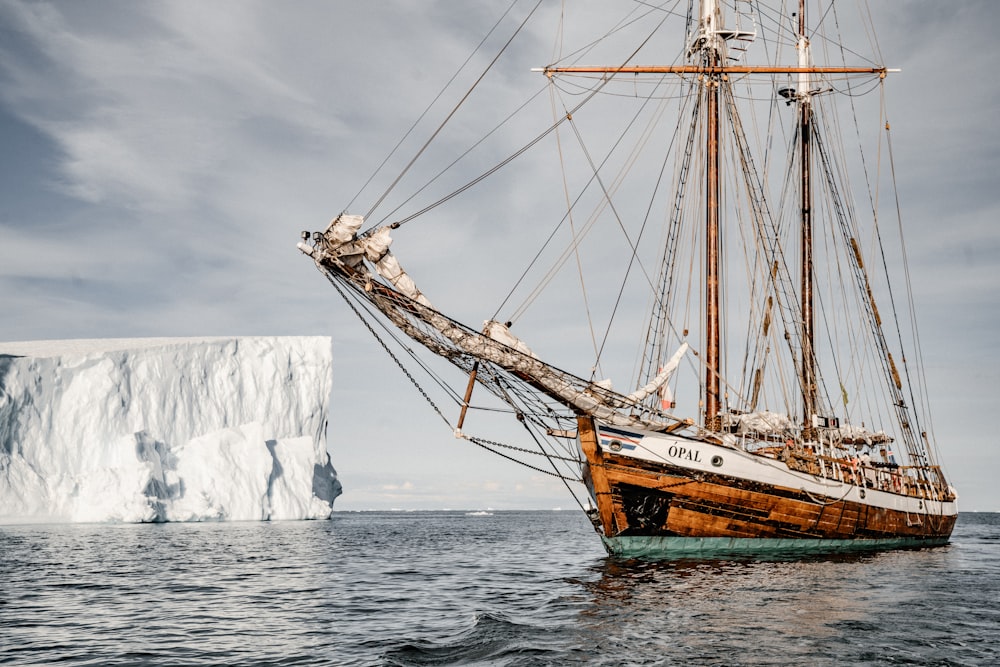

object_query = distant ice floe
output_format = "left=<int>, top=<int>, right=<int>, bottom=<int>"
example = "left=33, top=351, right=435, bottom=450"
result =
left=0, top=336, right=341, bottom=523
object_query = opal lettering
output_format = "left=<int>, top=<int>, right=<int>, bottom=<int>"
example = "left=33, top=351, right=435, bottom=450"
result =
left=666, top=445, right=702, bottom=463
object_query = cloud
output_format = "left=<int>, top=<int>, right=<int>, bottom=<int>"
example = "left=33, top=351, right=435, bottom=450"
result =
left=0, top=0, right=997, bottom=510
left=381, top=481, right=415, bottom=492
left=0, top=2, right=334, bottom=211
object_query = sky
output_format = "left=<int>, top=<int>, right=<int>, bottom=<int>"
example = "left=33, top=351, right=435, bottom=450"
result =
left=1, top=1, right=998, bottom=512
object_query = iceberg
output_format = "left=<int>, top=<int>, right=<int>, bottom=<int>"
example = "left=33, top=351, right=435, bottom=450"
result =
left=0, top=336, right=341, bottom=523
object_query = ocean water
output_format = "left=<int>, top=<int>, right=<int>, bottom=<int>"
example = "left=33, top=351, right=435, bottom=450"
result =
left=1, top=511, right=997, bottom=666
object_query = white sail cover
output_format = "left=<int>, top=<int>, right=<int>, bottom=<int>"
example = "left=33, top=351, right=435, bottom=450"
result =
left=360, top=226, right=432, bottom=308
left=327, top=213, right=363, bottom=243
left=828, top=424, right=892, bottom=445
left=626, top=342, right=688, bottom=404
left=722, top=410, right=891, bottom=445
left=300, top=214, right=431, bottom=308
left=722, top=411, right=796, bottom=435
left=483, top=321, right=536, bottom=357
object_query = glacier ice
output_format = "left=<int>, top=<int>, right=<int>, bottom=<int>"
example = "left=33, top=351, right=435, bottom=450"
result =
left=0, top=336, right=341, bottom=523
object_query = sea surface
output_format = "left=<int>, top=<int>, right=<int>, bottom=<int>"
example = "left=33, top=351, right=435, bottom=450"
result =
left=1, top=511, right=997, bottom=666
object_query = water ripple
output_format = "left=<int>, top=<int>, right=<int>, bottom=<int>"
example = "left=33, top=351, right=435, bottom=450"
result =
left=1, top=512, right=998, bottom=666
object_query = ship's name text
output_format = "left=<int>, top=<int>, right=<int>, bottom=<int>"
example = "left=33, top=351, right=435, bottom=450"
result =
left=666, top=445, right=702, bottom=463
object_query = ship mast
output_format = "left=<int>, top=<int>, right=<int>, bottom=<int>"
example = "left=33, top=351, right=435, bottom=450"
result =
left=700, top=0, right=722, bottom=428
left=797, top=0, right=817, bottom=430
left=540, top=1, right=888, bottom=433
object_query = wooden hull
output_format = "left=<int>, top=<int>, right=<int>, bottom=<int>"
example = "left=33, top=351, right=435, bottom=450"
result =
left=578, top=417, right=957, bottom=559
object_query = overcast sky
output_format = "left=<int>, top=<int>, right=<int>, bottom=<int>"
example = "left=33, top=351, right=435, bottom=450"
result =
left=1, top=1, right=997, bottom=512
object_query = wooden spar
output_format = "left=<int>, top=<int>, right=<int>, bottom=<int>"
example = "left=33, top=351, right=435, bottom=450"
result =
left=798, top=0, right=817, bottom=427
left=539, top=66, right=891, bottom=75
left=705, top=69, right=721, bottom=427
left=456, top=361, right=479, bottom=431
left=701, top=0, right=722, bottom=429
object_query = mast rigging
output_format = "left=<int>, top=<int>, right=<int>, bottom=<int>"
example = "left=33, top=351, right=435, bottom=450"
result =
left=299, top=0, right=957, bottom=558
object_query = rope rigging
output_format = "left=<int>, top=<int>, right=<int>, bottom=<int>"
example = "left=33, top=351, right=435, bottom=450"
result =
left=316, top=0, right=948, bottom=488
left=362, top=0, right=545, bottom=224
left=324, top=250, right=588, bottom=486
left=364, top=0, right=686, bottom=238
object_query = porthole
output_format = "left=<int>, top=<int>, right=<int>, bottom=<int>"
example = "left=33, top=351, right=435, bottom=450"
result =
left=608, top=440, right=623, bottom=452
left=711, top=455, right=723, bottom=467
left=860, top=489, right=866, bottom=499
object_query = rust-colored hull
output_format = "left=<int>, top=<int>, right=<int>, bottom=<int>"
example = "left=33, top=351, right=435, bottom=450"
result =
left=595, top=455, right=956, bottom=541
left=578, top=417, right=956, bottom=558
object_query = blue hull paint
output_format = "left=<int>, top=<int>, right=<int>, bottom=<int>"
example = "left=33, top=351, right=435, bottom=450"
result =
left=602, top=534, right=951, bottom=559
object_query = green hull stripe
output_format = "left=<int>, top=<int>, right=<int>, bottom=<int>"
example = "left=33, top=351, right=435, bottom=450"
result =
left=602, top=534, right=951, bottom=559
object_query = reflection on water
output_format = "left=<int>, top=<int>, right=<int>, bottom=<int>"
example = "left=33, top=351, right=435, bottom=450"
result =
left=0, top=513, right=996, bottom=666
left=581, top=553, right=888, bottom=643
left=568, top=532, right=989, bottom=666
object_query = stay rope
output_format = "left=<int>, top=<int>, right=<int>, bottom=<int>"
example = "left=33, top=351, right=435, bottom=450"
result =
left=466, top=435, right=581, bottom=480
left=363, top=0, right=544, bottom=222
left=324, top=268, right=583, bottom=483
left=324, top=272, right=453, bottom=426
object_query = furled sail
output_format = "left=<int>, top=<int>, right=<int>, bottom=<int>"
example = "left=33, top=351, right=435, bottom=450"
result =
left=300, top=215, right=692, bottom=434
left=627, top=343, right=687, bottom=405
left=299, top=214, right=432, bottom=308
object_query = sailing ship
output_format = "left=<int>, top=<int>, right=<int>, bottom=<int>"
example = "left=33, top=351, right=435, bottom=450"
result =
left=299, top=0, right=957, bottom=557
